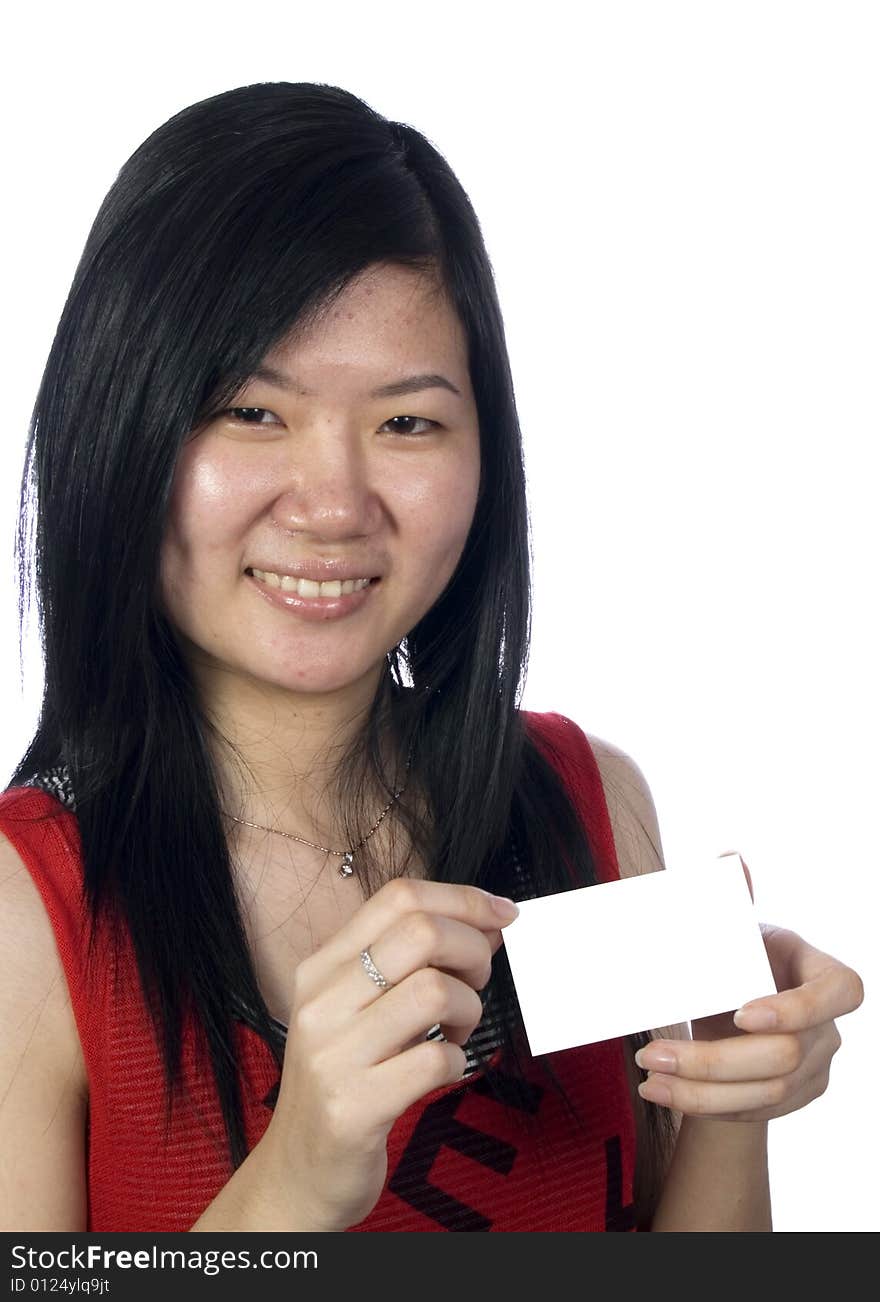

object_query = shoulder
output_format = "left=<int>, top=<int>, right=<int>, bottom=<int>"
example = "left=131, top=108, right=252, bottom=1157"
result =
left=521, top=712, right=665, bottom=880
left=0, top=826, right=89, bottom=1228
left=0, top=822, right=89, bottom=1192
left=0, top=823, right=89, bottom=1096
left=583, top=732, right=665, bottom=880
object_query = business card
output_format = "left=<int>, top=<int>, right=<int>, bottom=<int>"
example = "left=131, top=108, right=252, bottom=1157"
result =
left=502, top=854, right=777, bottom=1054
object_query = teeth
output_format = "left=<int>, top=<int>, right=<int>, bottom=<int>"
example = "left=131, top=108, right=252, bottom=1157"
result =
left=250, top=570, right=373, bottom=598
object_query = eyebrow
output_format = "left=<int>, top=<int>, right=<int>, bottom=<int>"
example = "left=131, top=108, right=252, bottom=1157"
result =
left=248, top=365, right=462, bottom=400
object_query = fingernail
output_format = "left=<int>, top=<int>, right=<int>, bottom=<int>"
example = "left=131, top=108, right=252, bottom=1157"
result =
left=635, top=1048, right=677, bottom=1072
left=491, top=895, right=520, bottom=920
left=734, top=1003, right=777, bottom=1030
left=638, top=1079, right=673, bottom=1106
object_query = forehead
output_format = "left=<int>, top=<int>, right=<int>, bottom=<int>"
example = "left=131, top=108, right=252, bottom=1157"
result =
left=263, top=262, right=468, bottom=379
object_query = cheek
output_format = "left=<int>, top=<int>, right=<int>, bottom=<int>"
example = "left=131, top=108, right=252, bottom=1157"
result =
left=164, top=450, right=254, bottom=560
left=393, top=448, right=480, bottom=570
left=159, top=450, right=258, bottom=611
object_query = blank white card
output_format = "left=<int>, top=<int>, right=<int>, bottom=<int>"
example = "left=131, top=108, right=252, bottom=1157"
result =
left=501, top=854, right=778, bottom=1055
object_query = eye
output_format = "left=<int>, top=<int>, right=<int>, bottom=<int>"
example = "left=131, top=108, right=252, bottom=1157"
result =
left=380, top=415, right=440, bottom=436
left=226, top=407, right=281, bottom=425
left=222, top=409, right=440, bottom=435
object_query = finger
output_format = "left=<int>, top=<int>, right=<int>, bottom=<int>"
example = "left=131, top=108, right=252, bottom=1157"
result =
left=291, top=911, right=502, bottom=1052
left=635, top=1030, right=806, bottom=1083
left=358, top=968, right=484, bottom=1066
left=638, top=1069, right=797, bottom=1117
left=760, top=924, right=864, bottom=1001
left=367, top=1037, right=469, bottom=1124
left=296, top=909, right=495, bottom=1044
left=671, top=1073, right=827, bottom=1124
left=487, top=927, right=505, bottom=959
left=365, top=911, right=496, bottom=1000
left=421, top=923, right=500, bottom=1027
left=733, top=959, right=865, bottom=1033
left=306, top=878, right=518, bottom=987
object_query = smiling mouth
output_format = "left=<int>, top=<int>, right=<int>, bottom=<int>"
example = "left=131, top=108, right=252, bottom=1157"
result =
left=244, top=569, right=382, bottom=598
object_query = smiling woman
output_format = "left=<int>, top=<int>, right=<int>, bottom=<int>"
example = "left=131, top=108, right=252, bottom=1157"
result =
left=160, top=262, right=481, bottom=754
left=0, top=81, right=862, bottom=1235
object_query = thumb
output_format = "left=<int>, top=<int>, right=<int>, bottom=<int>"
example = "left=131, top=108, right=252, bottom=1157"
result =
left=718, top=849, right=754, bottom=903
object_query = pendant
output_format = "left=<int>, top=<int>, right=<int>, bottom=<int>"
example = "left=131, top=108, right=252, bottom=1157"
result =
left=339, top=853, right=354, bottom=878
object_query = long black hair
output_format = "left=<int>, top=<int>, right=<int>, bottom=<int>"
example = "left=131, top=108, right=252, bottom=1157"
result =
left=8, top=82, right=673, bottom=1209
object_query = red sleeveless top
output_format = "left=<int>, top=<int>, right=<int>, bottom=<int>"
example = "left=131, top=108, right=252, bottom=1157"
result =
left=0, top=710, right=636, bottom=1232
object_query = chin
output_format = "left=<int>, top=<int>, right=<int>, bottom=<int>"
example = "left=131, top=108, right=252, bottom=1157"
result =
left=244, top=659, right=385, bottom=697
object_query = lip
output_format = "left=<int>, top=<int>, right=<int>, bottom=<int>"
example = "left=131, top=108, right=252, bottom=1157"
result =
left=245, top=560, right=384, bottom=583
left=245, top=570, right=381, bottom=621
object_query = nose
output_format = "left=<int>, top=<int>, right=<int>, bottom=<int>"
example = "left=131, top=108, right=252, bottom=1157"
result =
left=269, top=424, right=383, bottom=541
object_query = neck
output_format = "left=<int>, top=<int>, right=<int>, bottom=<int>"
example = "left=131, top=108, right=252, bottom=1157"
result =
left=190, top=651, right=404, bottom=844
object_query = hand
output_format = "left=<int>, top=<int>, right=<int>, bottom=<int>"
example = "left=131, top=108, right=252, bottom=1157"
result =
left=260, top=878, right=519, bottom=1230
left=635, top=854, right=865, bottom=1122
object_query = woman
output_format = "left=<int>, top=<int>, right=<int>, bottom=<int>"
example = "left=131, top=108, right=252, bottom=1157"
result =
left=0, top=82, right=863, bottom=1233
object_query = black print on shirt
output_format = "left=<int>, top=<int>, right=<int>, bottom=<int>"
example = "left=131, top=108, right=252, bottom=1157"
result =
left=604, top=1134, right=636, bottom=1231
left=387, top=1070, right=543, bottom=1231
left=391, top=1072, right=635, bottom=1232
left=262, top=1068, right=633, bottom=1231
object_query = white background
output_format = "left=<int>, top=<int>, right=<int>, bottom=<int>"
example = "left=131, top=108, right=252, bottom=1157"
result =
left=2, top=1, right=876, bottom=1231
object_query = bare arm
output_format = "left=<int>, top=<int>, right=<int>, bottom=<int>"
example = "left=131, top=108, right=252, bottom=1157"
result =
left=0, top=826, right=324, bottom=1234
left=0, top=832, right=88, bottom=1231
left=188, top=1126, right=331, bottom=1231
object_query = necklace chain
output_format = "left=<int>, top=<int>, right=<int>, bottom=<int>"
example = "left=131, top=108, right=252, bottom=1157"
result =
left=221, top=744, right=414, bottom=878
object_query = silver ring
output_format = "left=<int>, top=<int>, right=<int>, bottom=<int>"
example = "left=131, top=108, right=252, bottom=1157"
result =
left=360, top=947, right=392, bottom=991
